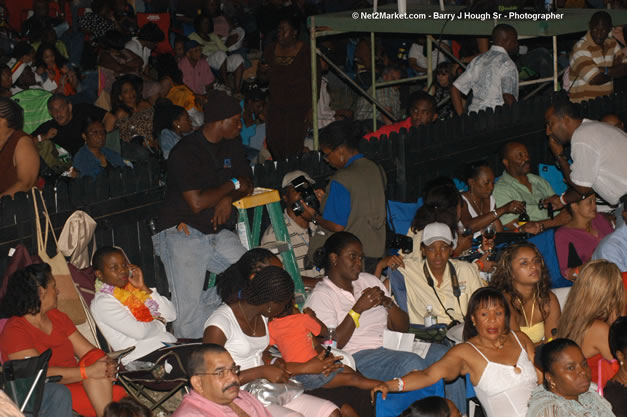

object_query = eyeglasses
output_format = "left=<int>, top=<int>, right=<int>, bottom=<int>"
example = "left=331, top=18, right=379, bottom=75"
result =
left=196, top=365, right=241, bottom=379
left=322, top=147, right=338, bottom=162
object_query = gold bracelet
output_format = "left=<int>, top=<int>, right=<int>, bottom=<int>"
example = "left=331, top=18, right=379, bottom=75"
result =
left=348, top=309, right=361, bottom=328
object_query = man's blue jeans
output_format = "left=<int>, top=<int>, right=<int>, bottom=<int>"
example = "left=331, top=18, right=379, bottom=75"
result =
left=353, top=345, right=467, bottom=415
left=152, top=226, right=247, bottom=339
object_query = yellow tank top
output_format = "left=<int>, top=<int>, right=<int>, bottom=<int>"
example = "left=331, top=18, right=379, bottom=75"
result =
left=519, top=298, right=545, bottom=344
left=520, top=321, right=545, bottom=344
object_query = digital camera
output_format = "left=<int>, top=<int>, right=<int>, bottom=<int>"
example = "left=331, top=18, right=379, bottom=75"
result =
left=290, top=176, right=320, bottom=216
left=387, top=233, right=413, bottom=254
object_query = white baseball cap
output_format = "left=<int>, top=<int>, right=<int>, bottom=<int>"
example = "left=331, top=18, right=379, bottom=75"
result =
left=281, top=170, right=314, bottom=188
left=421, top=222, right=454, bottom=246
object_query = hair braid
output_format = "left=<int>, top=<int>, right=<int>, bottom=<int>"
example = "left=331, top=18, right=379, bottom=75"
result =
left=242, top=266, right=294, bottom=306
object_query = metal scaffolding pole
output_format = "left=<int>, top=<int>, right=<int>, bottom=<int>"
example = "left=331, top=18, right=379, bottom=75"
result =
left=310, top=16, right=319, bottom=150
left=371, top=31, right=377, bottom=133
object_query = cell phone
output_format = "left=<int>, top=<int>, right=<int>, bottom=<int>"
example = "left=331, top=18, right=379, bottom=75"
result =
left=324, top=346, right=331, bottom=358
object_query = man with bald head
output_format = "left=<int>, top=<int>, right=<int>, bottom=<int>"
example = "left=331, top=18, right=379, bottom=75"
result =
left=569, top=11, right=627, bottom=103
left=544, top=98, right=627, bottom=214
left=493, top=141, right=570, bottom=233
left=451, top=24, right=518, bottom=115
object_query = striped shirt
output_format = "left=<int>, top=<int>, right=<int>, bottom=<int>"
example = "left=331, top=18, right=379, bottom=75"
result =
left=569, top=32, right=624, bottom=103
left=11, top=89, right=53, bottom=135
left=261, top=212, right=323, bottom=279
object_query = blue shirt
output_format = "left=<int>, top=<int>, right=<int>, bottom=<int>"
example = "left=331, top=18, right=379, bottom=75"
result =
left=73, top=145, right=125, bottom=177
left=159, top=129, right=182, bottom=159
left=592, top=222, right=627, bottom=272
left=322, top=154, right=364, bottom=227
left=239, top=100, right=256, bottom=146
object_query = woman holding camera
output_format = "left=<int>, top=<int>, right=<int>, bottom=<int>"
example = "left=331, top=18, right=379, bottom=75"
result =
left=303, top=120, right=387, bottom=275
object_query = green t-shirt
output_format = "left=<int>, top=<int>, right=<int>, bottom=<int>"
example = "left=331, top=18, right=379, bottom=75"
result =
left=493, top=171, right=556, bottom=226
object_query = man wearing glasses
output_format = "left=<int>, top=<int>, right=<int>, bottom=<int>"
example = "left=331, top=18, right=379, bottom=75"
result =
left=173, top=344, right=271, bottom=417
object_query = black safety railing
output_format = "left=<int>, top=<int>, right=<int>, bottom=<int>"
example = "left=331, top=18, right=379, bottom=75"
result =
left=2, top=91, right=626, bottom=291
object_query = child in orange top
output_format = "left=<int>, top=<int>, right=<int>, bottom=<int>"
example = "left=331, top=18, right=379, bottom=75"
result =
left=268, top=303, right=380, bottom=391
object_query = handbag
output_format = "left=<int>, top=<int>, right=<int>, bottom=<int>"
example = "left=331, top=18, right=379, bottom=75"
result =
left=245, top=378, right=304, bottom=406
left=32, top=188, right=87, bottom=325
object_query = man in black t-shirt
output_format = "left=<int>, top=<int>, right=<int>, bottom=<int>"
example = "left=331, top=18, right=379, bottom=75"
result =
left=153, top=90, right=253, bottom=339
left=32, top=94, right=116, bottom=157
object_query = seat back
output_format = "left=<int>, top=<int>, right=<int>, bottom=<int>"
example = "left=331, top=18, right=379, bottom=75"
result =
left=387, top=198, right=423, bottom=237
left=375, top=379, right=445, bottom=417
left=550, top=287, right=571, bottom=311
left=528, top=229, right=572, bottom=288
left=1, top=349, right=52, bottom=417
left=539, top=163, right=567, bottom=195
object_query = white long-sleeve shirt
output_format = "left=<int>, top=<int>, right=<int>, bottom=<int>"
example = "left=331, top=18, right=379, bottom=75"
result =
left=90, top=288, right=177, bottom=364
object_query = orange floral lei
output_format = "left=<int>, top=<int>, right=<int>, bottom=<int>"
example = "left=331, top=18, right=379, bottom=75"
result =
left=95, top=281, right=159, bottom=322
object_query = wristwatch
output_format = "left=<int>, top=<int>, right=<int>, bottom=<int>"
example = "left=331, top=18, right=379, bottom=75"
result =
left=231, top=178, right=240, bottom=190
left=312, top=213, right=320, bottom=225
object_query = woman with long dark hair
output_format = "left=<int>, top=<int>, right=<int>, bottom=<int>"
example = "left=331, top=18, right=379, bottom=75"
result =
left=35, top=43, right=78, bottom=96
left=491, top=243, right=561, bottom=345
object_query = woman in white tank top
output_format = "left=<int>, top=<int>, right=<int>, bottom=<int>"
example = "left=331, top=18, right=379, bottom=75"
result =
left=372, top=287, right=541, bottom=417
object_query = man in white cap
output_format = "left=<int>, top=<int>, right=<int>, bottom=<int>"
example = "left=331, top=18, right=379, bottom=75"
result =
left=261, top=170, right=323, bottom=288
left=403, top=222, right=484, bottom=326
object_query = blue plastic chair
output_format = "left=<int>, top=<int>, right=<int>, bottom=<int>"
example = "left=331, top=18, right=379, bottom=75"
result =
left=465, top=374, right=476, bottom=399
left=375, top=379, right=445, bottom=417
left=387, top=198, right=423, bottom=236
left=386, top=198, right=423, bottom=311
left=389, top=269, right=408, bottom=312
left=528, top=229, right=572, bottom=288
left=539, top=163, right=567, bottom=195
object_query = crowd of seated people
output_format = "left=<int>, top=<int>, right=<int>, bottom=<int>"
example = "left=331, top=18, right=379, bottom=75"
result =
left=2, top=1, right=627, bottom=417
left=2, top=2, right=627, bottom=192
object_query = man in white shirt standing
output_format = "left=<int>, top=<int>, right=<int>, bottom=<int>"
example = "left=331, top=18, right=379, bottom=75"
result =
left=544, top=97, right=627, bottom=216
left=451, top=24, right=519, bottom=115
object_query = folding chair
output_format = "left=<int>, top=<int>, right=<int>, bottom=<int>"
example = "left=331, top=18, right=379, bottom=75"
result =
left=0, top=349, right=59, bottom=417
left=116, top=344, right=198, bottom=413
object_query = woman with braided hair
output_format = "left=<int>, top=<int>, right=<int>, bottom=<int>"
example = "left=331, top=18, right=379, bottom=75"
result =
left=0, top=97, right=40, bottom=197
left=215, top=247, right=282, bottom=305
left=204, top=265, right=343, bottom=417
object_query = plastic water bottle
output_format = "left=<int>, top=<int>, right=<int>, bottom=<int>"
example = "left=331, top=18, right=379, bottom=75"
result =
left=322, top=327, right=337, bottom=349
left=424, top=306, right=438, bottom=327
